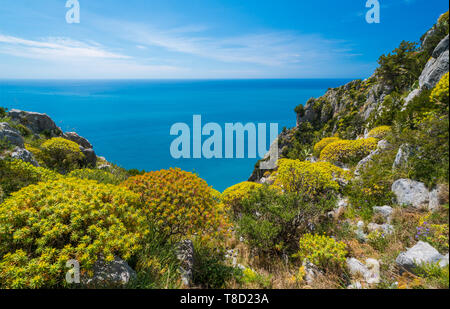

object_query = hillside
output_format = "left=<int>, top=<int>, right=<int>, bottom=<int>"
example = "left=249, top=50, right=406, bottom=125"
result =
left=0, top=12, right=449, bottom=290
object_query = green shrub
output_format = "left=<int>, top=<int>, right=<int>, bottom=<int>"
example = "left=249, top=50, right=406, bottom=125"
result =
left=236, top=185, right=335, bottom=254
left=38, top=137, right=85, bottom=174
left=221, top=181, right=263, bottom=216
left=275, top=159, right=351, bottom=198
left=0, top=178, right=146, bottom=288
left=68, top=168, right=123, bottom=185
left=293, top=233, right=347, bottom=272
left=0, top=159, right=60, bottom=197
left=193, top=243, right=242, bottom=289
left=320, top=138, right=378, bottom=165
left=313, top=137, right=341, bottom=157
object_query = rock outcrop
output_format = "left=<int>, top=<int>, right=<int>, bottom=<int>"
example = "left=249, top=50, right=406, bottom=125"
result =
left=419, top=35, right=449, bottom=89
left=10, top=147, right=38, bottom=166
left=0, top=122, right=24, bottom=148
left=8, top=109, right=62, bottom=136
left=64, top=132, right=93, bottom=149
left=346, top=258, right=381, bottom=285
left=392, top=179, right=446, bottom=211
left=81, top=256, right=137, bottom=288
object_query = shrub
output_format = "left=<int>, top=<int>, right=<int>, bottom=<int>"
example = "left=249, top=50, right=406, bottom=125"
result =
left=367, top=126, right=392, bottom=139
left=313, top=137, right=341, bottom=157
left=416, top=213, right=449, bottom=253
left=293, top=234, right=347, bottom=272
left=319, top=138, right=378, bottom=165
left=0, top=178, right=146, bottom=288
left=236, top=186, right=335, bottom=254
left=122, top=168, right=230, bottom=241
left=0, top=159, right=60, bottom=197
left=68, top=168, right=123, bottom=185
left=192, top=243, right=242, bottom=289
left=38, top=137, right=85, bottom=173
left=221, top=182, right=263, bottom=216
left=430, top=72, right=449, bottom=106
left=275, top=159, right=351, bottom=198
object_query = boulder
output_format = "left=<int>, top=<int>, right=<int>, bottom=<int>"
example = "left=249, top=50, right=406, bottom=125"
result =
left=0, top=122, right=24, bottom=148
left=355, top=221, right=367, bottom=243
left=346, top=258, right=380, bottom=285
left=396, top=241, right=446, bottom=273
left=176, top=239, right=195, bottom=287
left=64, top=132, right=93, bottom=149
left=367, top=223, right=394, bottom=235
left=80, top=146, right=97, bottom=168
left=8, top=109, right=62, bottom=136
left=392, top=179, right=430, bottom=209
left=429, top=184, right=449, bottom=212
left=81, top=256, right=136, bottom=288
left=373, top=206, right=393, bottom=221
left=439, top=253, right=449, bottom=268
left=11, top=147, right=39, bottom=166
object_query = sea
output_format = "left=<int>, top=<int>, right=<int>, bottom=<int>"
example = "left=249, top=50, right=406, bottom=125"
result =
left=0, top=79, right=352, bottom=191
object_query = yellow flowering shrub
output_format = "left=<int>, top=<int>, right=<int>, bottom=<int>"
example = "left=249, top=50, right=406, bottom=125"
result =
left=430, top=72, right=449, bottom=104
left=416, top=213, right=449, bottom=252
left=274, top=159, right=351, bottom=197
left=123, top=168, right=230, bottom=241
left=367, top=126, right=392, bottom=139
left=38, top=137, right=85, bottom=173
left=0, top=178, right=146, bottom=288
left=319, top=138, right=378, bottom=164
left=221, top=181, right=263, bottom=214
left=293, top=233, right=347, bottom=271
left=68, top=168, right=122, bottom=185
left=313, top=137, right=341, bottom=157
left=0, top=159, right=60, bottom=196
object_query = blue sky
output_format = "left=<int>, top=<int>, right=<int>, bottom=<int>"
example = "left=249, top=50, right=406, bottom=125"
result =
left=0, top=0, right=448, bottom=79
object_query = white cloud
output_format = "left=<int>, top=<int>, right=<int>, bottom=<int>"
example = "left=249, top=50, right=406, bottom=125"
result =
left=0, top=34, right=130, bottom=60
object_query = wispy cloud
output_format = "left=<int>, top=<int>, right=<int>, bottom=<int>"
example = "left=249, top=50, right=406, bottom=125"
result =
left=112, top=21, right=361, bottom=67
left=0, top=34, right=129, bottom=60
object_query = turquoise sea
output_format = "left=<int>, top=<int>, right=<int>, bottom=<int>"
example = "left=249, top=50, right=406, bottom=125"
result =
left=0, top=79, right=351, bottom=191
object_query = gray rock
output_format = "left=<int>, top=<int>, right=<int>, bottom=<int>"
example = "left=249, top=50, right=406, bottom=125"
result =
left=0, top=122, right=24, bottom=148
left=11, top=147, right=39, bottom=166
left=396, top=241, right=445, bottom=273
left=392, top=144, right=413, bottom=169
left=419, top=47, right=449, bottom=89
left=373, top=206, right=393, bottom=221
left=355, top=221, right=367, bottom=243
left=64, top=132, right=93, bottom=149
left=8, top=109, right=62, bottom=136
left=392, top=179, right=430, bottom=209
left=302, top=260, right=321, bottom=285
left=403, top=88, right=422, bottom=108
left=80, top=146, right=97, bottom=168
left=429, top=184, right=448, bottom=212
left=176, top=239, right=195, bottom=287
left=432, top=34, right=449, bottom=59
left=346, top=258, right=380, bottom=285
left=347, top=281, right=363, bottom=289
left=82, top=256, right=136, bottom=288
left=439, top=253, right=449, bottom=268
left=367, top=223, right=394, bottom=235
left=355, top=140, right=391, bottom=176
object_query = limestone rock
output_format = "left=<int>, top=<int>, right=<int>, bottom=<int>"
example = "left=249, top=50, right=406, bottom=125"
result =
left=64, top=132, right=93, bottom=149
left=396, top=241, right=445, bottom=273
left=11, top=147, right=39, bottom=166
left=176, top=239, right=195, bottom=287
left=373, top=206, right=393, bottom=221
left=82, top=256, right=136, bottom=288
left=80, top=146, right=97, bottom=168
left=419, top=39, right=449, bottom=89
left=0, top=122, right=24, bottom=148
left=392, top=179, right=430, bottom=209
left=8, top=109, right=62, bottom=136
left=346, top=258, right=380, bottom=285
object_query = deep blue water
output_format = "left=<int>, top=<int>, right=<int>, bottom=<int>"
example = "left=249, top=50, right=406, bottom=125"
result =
left=0, top=79, right=351, bottom=191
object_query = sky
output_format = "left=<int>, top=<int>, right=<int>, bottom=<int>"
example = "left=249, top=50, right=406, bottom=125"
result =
left=0, top=0, right=448, bottom=79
